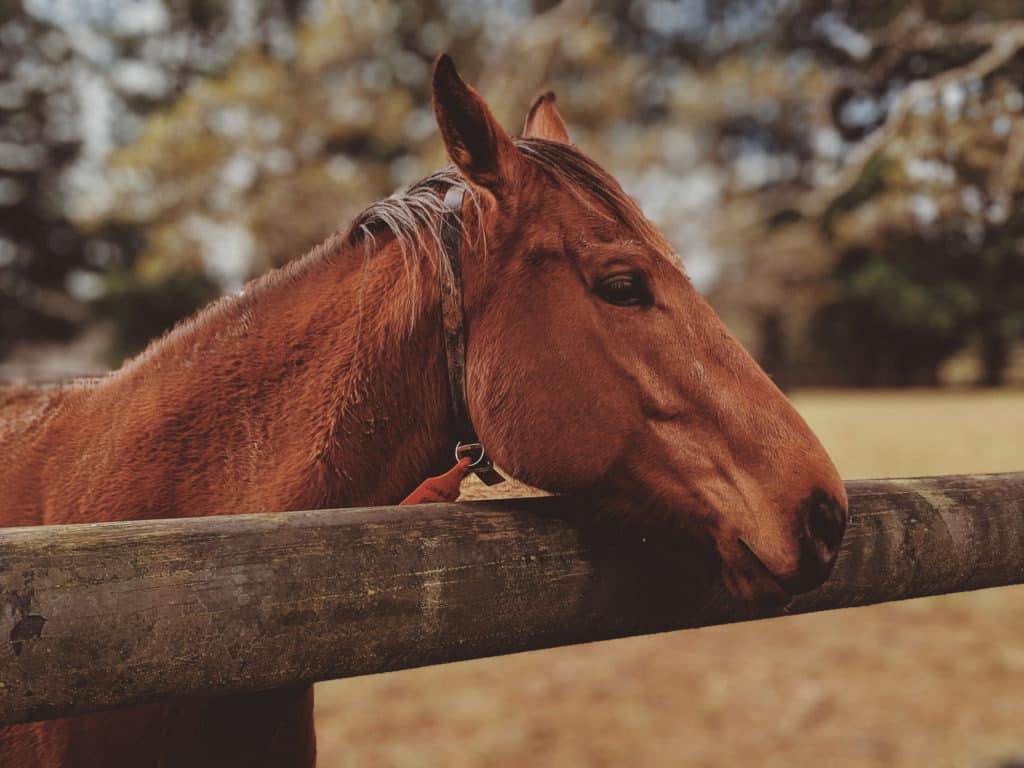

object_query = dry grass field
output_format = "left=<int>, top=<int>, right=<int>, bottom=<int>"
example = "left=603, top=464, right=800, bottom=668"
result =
left=314, top=390, right=1024, bottom=768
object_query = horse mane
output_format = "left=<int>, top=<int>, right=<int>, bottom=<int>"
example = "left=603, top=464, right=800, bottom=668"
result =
left=73, top=138, right=675, bottom=387
left=345, top=166, right=467, bottom=268
left=344, top=137, right=673, bottom=270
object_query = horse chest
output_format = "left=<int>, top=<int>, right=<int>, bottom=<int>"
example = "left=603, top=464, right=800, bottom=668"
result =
left=0, top=687, right=316, bottom=768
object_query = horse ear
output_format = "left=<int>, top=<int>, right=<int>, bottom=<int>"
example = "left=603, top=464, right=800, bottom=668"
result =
left=523, top=91, right=571, bottom=144
left=432, top=54, right=519, bottom=193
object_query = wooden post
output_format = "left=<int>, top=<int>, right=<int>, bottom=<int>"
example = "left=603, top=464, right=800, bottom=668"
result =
left=0, top=472, right=1021, bottom=726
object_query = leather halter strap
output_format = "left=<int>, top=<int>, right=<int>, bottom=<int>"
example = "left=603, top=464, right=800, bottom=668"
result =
left=439, top=187, right=505, bottom=486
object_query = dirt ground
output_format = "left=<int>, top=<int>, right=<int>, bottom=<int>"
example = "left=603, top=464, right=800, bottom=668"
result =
left=314, top=390, right=1024, bottom=768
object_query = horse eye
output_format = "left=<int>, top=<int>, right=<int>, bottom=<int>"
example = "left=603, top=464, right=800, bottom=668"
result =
left=596, top=272, right=652, bottom=307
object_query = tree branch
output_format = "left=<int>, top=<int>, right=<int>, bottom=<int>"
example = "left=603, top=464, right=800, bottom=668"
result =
left=803, top=25, right=1024, bottom=217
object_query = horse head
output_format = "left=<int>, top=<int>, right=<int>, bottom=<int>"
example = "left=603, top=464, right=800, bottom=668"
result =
left=432, top=55, right=847, bottom=604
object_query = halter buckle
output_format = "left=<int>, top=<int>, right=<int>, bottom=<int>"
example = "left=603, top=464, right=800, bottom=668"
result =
left=455, top=442, right=506, bottom=486
left=455, top=441, right=487, bottom=467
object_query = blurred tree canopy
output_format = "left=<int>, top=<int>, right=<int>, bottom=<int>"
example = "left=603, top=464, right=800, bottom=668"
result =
left=708, top=3, right=1024, bottom=386
left=0, top=0, right=304, bottom=357
left=1, top=0, right=1023, bottom=385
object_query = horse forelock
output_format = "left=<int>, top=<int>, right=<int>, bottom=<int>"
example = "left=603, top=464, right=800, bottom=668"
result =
left=515, top=138, right=678, bottom=267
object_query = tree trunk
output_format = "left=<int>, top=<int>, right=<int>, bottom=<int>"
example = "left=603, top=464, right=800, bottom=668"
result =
left=979, top=323, right=1008, bottom=388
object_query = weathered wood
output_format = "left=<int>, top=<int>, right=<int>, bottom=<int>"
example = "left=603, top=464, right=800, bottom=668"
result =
left=0, top=472, right=1021, bottom=726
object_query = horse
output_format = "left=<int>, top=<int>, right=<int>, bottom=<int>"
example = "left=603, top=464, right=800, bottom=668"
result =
left=0, top=55, right=848, bottom=768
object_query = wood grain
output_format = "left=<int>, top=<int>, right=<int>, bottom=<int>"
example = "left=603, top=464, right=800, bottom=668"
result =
left=0, top=472, right=1021, bottom=726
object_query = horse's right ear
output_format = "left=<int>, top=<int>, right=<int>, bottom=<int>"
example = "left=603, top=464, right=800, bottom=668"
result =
left=432, top=54, right=519, bottom=194
left=523, top=91, right=571, bottom=144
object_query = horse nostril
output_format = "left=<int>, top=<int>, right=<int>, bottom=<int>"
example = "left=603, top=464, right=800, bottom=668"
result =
left=806, top=493, right=846, bottom=559
left=777, top=494, right=847, bottom=595
left=777, top=492, right=848, bottom=596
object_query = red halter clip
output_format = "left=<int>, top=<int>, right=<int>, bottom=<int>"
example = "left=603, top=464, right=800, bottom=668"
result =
left=401, top=457, right=473, bottom=505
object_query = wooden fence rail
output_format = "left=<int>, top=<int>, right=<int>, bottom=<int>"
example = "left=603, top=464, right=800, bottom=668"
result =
left=0, top=472, right=1022, bottom=727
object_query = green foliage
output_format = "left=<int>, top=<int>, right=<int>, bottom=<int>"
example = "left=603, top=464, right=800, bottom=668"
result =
left=5, top=0, right=1024, bottom=387
left=813, top=245, right=972, bottom=386
left=93, top=270, right=221, bottom=362
left=814, top=212, right=1024, bottom=386
left=822, top=155, right=888, bottom=236
left=0, top=1, right=306, bottom=360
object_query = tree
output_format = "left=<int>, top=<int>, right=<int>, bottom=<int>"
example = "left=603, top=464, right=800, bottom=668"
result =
left=0, top=0, right=306, bottom=359
left=709, top=3, right=1024, bottom=386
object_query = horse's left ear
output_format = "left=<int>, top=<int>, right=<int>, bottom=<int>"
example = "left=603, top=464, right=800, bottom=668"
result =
left=523, top=91, right=571, bottom=144
left=432, top=54, right=519, bottom=194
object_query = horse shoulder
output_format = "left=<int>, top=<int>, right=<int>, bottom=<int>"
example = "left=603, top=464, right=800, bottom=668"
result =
left=0, top=384, right=75, bottom=527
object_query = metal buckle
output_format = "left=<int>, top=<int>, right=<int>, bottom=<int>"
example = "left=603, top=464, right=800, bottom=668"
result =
left=455, top=441, right=487, bottom=467
left=454, top=442, right=506, bottom=486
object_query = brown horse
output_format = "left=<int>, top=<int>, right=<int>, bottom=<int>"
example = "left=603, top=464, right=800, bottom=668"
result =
left=0, top=56, right=847, bottom=767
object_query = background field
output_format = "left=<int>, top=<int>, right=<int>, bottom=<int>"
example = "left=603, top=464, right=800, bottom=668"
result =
left=314, top=389, right=1024, bottom=768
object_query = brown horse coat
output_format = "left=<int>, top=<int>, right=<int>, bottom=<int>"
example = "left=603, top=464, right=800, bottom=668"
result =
left=0, top=56, right=846, bottom=767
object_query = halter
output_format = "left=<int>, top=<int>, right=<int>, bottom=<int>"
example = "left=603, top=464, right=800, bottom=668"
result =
left=438, top=187, right=505, bottom=486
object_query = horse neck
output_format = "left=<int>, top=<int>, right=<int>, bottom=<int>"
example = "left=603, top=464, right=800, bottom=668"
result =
left=74, top=235, right=453, bottom=519
left=301, top=238, right=455, bottom=508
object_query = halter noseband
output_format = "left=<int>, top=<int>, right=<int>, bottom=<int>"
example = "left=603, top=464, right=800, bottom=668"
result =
left=439, top=187, right=505, bottom=486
